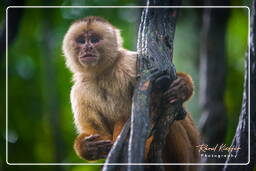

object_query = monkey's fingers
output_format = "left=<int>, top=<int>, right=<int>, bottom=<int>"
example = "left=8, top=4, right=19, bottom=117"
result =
left=95, top=148, right=110, bottom=159
left=98, top=142, right=112, bottom=154
left=90, top=140, right=112, bottom=159
left=100, top=143, right=113, bottom=151
left=86, top=140, right=112, bottom=150
left=164, top=80, right=184, bottom=97
left=86, top=147, right=97, bottom=153
left=168, top=97, right=178, bottom=104
left=162, top=93, right=178, bottom=103
left=85, top=141, right=112, bottom=160
left=98, top=154, right=108, bottom=159
left=169, top=81, right=186, bottom=92
left=145, top=68, right=168, bottom=81
left=165, top=91, right=186, bottom=103
left=163, top=86, right=186, bottom=104
left=84, top=134, right=100, bottom=142
left=169, top=77, right=182, bottom=88
left=163, top=91, right=176, bottom=99
left=93, top=140, right=113, bottom=146
left=163, top=89, right=176, bottom=97
left=86, top=148, right=102, bottom=160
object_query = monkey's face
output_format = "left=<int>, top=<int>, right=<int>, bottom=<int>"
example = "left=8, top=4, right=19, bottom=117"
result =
left=75, top=30, right=102, bottom=66
left=63, top=19, right=122, bottom=73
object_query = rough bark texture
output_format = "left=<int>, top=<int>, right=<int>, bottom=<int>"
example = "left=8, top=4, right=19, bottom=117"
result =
left=223, top=0, right=256, bottom=170
left=198, top=3, right=229, bottom=171
left=103, top=1, right=180, bottom=171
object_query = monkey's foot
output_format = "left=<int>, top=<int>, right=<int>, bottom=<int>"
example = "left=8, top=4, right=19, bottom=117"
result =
left=163, top=76, right=189, bottom=103
left=76, top=134, right=113, bottom=160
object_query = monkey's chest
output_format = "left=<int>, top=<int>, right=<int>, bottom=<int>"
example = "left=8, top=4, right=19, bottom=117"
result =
left=90, top=86, right=132, bottom=122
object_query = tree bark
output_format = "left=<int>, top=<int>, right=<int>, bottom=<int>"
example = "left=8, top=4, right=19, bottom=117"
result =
left=223, top=0, right=256, bottom=170
left=103, top=1, right=180, bottom=171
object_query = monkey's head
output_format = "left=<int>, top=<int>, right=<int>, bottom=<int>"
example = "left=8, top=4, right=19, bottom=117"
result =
left=62, top=16, right=123, bottom=73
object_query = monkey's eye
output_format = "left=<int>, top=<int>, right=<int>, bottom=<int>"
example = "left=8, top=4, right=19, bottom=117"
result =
left=90, top=35, right=100, bottom=43
left=76, top=36, right=85, bottom=44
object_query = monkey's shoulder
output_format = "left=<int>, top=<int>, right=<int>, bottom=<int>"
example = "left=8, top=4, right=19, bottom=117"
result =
left=71, top=81, right=102, bottom=102
left=117, top=49, right=137, bottom=80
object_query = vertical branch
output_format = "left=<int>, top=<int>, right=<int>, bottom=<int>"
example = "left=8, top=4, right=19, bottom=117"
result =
left=130, top=1, right=180, bottom=170
left=103, top=1, right=180, bottom=171
left=223, top=0, right=256, bottom=170
left=250, top=0, right=256, bottom=166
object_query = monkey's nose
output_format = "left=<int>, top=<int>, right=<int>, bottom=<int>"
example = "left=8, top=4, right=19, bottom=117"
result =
left=84, top=44, right=93, bottom=51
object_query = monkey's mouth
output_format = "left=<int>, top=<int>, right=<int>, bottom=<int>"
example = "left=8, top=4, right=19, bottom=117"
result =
left=80, top=54, right=97, bottom=62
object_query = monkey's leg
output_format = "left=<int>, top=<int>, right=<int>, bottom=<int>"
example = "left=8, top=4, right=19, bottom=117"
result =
left=112, top=120, right=154, bottom=162
left=163, top=117, right=199, bottom=171
left=112, top=120, right=126, bottom=141
left=163, top=72, right=194, bottom=103
left=144, top=136, right=153, bottom=161
left=74, top=132, right=113, bottom=161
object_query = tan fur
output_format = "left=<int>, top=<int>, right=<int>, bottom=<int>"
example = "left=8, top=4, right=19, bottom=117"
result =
left=70, top=49, right=136, bottom=134
left=63, top=16, right=200, bottom=170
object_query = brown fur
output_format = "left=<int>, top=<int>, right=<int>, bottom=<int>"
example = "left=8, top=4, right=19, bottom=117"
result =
left=62, top=16, right=200, bottom=171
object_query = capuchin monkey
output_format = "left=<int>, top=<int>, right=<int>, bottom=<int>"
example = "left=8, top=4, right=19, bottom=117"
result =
left=62, top=16, right=200, bottom=171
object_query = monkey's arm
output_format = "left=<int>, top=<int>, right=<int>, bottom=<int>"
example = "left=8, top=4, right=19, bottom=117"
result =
left=74, top=132, right=112, bottom=160
left=75, top=119, right=127, bottom=161
left=163, top=72, right=194, bottom=104
left=71, top=85, right=114, bottom=161
left=73, top=114, right=114, bottom=161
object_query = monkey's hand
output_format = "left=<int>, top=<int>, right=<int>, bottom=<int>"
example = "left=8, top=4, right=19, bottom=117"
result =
left=163, top=72, right=193, bottom=104
left=74, top=134, right=113, bottom=161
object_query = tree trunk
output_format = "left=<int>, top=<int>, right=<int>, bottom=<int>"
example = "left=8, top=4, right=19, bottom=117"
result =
left=223, top=0, right=256, bottom=170
left=103, top=1, right=181, bottom=171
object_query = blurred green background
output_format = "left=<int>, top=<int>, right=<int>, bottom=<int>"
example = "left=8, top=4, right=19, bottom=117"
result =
left=0, top=0, right=249, bottom=171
